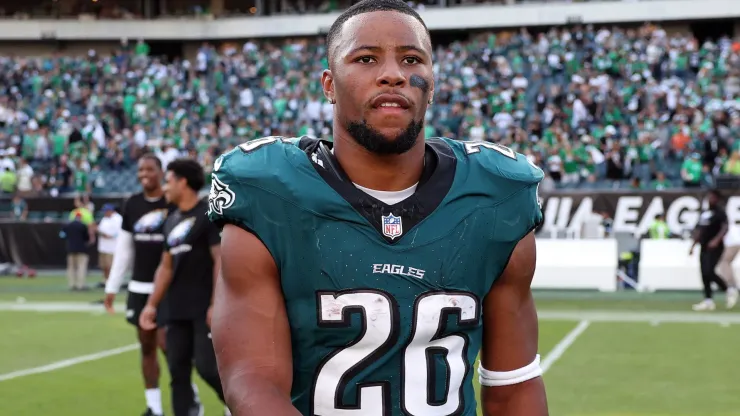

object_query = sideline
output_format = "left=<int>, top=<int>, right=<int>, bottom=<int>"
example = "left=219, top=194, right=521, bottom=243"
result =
left=3, top=302, right=740, bottom=324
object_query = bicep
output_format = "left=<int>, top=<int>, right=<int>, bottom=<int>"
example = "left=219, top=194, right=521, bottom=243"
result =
left=212, top=224, right=293, bottom=394
left=481, top=231, right=539, bottom=373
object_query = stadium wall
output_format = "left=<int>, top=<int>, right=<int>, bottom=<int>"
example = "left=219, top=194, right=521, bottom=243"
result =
left=0, top=0, right=734, bottom=40
left=4, top=191, right=740, bottom=293
left=541, top=190, right=740, bottom=237
left=2, top=222, right=733, bottom=293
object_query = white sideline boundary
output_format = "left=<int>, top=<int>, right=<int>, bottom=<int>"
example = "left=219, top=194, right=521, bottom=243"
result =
left=3, top=302, right=740, bottom=324
left=0, top=343, right=139, bottom=382
left=541, top=320, right=590, bottom=373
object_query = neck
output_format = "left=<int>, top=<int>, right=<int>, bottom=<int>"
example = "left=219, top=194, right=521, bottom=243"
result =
left=143, top=187, right=164, bottom=200
left=177, top=191, right=200, bottom=212
left=332, top=129, right=425, bottom=192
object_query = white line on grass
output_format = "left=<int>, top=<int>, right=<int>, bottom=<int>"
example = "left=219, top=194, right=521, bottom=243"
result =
left=541, top=320, right=590, bottom=373
left=0, top=344, right=139, bottom=382
left=0, top=302, right=125, bottom=313
left=5, top=302, right=740, bottom=323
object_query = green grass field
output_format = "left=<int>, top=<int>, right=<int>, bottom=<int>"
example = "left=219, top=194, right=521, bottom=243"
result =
left=2, top=275, right=740, bottom=416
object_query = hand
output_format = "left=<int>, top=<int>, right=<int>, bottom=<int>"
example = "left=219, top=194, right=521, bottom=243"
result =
left=708, top=239, right=720, bottom=249
left=103, top=293, right=116, bottom=315
left=139, top=304, right=158, bottom=331
left=207, top=305, right=214, bottom=328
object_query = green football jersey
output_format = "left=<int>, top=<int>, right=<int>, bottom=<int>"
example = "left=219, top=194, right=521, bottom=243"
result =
left=208, top=136, right=543, bottom=416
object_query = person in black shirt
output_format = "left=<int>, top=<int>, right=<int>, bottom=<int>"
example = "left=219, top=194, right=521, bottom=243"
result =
left=690, top=189, right=732, bottom=311
left=104, top=154, right=202, bottom=416
left=140, top=158, right=228, bottom=416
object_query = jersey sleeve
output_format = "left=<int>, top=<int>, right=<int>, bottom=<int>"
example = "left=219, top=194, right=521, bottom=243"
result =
left=451, top=139, right=544, bottom=243
left=495, top=178, right=543, bottom=243
left=207, top=139, right=291, bottom=266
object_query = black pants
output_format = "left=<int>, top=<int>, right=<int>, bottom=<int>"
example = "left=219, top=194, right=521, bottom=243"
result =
left=166, top=319, right=224, bottom=416
left=700, top=248, right=728, bottom=299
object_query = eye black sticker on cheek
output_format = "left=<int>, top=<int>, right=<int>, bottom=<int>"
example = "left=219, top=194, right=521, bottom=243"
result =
left=409, top=74, right=430, bottom=95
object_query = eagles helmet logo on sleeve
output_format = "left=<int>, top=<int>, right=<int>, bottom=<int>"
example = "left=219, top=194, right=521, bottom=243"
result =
left=208, top=173, right=236, bottom=216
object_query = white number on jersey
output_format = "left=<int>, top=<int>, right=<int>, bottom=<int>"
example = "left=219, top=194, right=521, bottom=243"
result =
left=313, top=291, right=480, bottom=416
left=238, top=136, right=292, bottom=153
left=463, top=141, right=517, bottom=160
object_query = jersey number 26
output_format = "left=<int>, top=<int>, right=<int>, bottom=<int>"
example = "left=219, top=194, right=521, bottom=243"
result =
left=312, top=290, right=480, bottom=416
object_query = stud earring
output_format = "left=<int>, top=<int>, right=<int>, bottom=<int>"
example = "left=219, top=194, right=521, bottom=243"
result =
left=330, top=98, right=336, bottom=104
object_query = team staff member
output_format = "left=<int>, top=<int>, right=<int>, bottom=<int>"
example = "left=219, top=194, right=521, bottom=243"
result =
left=690, top=189, right=731, bottom=311
left=104, top=154, right=184, bottom=416
left=140, top=158, right=228, bottom=416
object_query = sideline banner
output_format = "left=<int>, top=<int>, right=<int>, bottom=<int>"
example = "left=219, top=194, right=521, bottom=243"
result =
left=541, top=190, right=740, bottom=236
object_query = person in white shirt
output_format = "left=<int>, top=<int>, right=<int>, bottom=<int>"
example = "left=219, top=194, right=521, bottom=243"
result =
left=16, top=158, right=33, bottom=194
left=718, top=222, right=740, bottom=308
left=97, top=204, right=123, bottom=288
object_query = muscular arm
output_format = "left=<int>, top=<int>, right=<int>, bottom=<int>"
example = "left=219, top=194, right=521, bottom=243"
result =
left=212, top=224, right=299, bottom=416
left=480, top=232, right=548, bottom=416
left=145, top=251, right=173, bottom=308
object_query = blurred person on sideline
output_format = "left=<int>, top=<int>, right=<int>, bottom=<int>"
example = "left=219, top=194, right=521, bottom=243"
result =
left=104, top=154, right=201, bottom=416
left=96, top=204, right=122, bottom=288
left=60, top=212, right=91, bottom=291
left=648, top=213, right=671, bottom=239
left=140, top=159, right=227, bottom=416
left=690, top=190, right=737, bottom=310
left=717, top=215, right=740, bottom=309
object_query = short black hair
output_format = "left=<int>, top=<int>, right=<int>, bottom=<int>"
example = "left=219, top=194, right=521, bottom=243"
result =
left=140, top=153, right=163, bottom=170
left=326, top=0, right=430, bottom=62
left=167, top=158, right=205, bottom=192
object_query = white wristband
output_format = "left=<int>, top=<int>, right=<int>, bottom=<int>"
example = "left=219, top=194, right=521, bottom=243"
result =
left=478, top=354, right=543, bottom=387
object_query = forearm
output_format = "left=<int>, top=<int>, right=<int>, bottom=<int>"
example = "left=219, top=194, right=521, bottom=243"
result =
left=482, top=378, right=548, bottom=416
left=223, top=376, right=301, bottom=416
left=104, top=231, right=134, bottom=294
left=147, top=264, right=173, bottom=307
left=714, top=224, right=728, bottom=242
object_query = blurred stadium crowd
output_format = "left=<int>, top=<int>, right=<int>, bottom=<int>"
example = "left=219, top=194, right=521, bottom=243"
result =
left=0, top=17, right=738, bottom=197
left=0, top=0, right=585, bottom=20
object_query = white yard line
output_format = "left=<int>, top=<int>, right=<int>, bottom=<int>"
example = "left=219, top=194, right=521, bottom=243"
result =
left=538, top=310, right=740, bottom=324
left=4, top=302, right=740, bottom=324
left=0, top=302, right=125, bottom=313
left=0, top=344, right=139, bottom=382
left=541, top=320, right=590, bottom=373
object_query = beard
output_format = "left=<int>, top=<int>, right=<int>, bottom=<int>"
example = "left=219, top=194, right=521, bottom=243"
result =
left=345, top=117, right=424, bottom=155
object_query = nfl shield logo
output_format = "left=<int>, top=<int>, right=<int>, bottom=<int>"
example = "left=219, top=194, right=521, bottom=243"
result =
left=382, top=213, right=403, bottom=240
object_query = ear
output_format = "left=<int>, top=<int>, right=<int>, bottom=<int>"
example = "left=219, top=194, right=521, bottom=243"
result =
left=321, top=69, right=335, bottom=104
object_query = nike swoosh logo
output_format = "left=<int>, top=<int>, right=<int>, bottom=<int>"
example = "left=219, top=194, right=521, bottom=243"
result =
left=502, top=216, right=520, bottom=226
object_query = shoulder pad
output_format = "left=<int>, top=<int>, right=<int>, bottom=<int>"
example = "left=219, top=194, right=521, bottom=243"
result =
left=441, top=138, right=543, bottom=240
left=443, top=139, right=543, bottom=190
left=208, top=136, right=314, bottom=264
